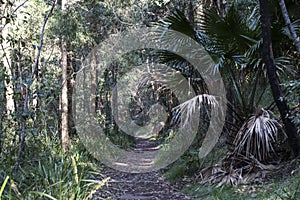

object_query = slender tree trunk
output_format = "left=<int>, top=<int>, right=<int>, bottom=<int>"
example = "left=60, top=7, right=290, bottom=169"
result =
left=61, top=41, right=69, bottom=152
left=111, top=64, right=118, bottom=134
left=83, top=61, right=87, bottom=113
left=103, top=70, right=111, bottom=135
left=90, top=50, right=97, bottom=113
left=278, top=0, right=300, bottom=56
left=259, top=0, right=300, bottom=157
left=60, top=0, right=69, bottom=152
left=67, top=44, right=76, bottom=136
left=1, top=2, right=15, bottom=118
left=1, top=2, right=17, bottom=157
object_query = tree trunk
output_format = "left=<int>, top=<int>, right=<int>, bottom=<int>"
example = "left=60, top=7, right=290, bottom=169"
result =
left=61, top=40, right=69, bottom=152
left=60, top=0, right=69, bottom=152
left=278, top=0, right=300, bottom=56
left=1, top=2, right=16, bottom=159
left=1, top=2, right=15, bottom=118
left=90, top=50, right=97, bottom=113
left=67, top=44, right=76, bottom=137
left=111, top=63, right=118, bottom=135
left=259, top=0, right=300, bottom=157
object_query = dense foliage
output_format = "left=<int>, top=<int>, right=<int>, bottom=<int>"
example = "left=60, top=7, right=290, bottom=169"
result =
left=0, top=0, right=300, bottom=199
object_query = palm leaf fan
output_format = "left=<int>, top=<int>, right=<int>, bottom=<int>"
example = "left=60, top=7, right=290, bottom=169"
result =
left=233, top=108, right=286, bottom=162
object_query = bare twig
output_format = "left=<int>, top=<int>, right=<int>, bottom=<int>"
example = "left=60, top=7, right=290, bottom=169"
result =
left=13, top=0, right=29, bottom=13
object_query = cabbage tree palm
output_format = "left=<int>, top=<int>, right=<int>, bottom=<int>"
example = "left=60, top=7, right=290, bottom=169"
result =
left=157, top=6, right=268, bottom=125
left=156, top=2, right=299, bottom=157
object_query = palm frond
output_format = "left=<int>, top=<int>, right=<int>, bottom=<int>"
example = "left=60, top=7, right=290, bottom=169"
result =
left=281, top=19, right=300, bottom=40
left=274, top=56, right=297, bottom=76
left=233, top=109, right=286, bottom=162
left=137, top=69, right=192, bottom=96
left=246, top=4, right=261, bottom=31
left=199, top=151, right=280, bottom=186
left=153, top=10, right=200, bottom=75
left=199, top=5, right=257, bottom=55
left=158, top=9, right=198, bottom=42
left=154, top=50, right=194, bottom=76
left=244, top=38, right=262, bottom=58
left=231, top=78, right=245, bottom=111
left=172, top=94, right=220, bottom=128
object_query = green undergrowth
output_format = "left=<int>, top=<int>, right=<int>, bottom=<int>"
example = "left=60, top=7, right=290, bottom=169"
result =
left=0, top=139, right=109, bottom=200
left=164, top=146, right=229, bottom=183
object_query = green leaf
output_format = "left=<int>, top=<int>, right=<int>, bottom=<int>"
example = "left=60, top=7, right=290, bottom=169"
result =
left=0, top=176, right=9, bottom=198
left=30, top=191, right=58, bottom=200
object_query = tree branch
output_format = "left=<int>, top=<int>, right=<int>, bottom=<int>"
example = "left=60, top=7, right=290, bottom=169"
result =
left=0, top=0, right=29, bottom=33
left=279, top=0, right=300, bottom=55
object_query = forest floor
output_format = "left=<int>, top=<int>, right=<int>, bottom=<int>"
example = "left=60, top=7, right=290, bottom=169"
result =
left=94, top=137, right=195, bottom=199
left=92, top=136, right=300, bottom=199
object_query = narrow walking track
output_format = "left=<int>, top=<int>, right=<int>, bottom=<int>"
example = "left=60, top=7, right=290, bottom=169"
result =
left=94, top=137, right=194, bottom=199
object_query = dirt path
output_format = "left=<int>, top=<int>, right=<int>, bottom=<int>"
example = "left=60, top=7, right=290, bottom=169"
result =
left=94, top=137, right=194, bottom=199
